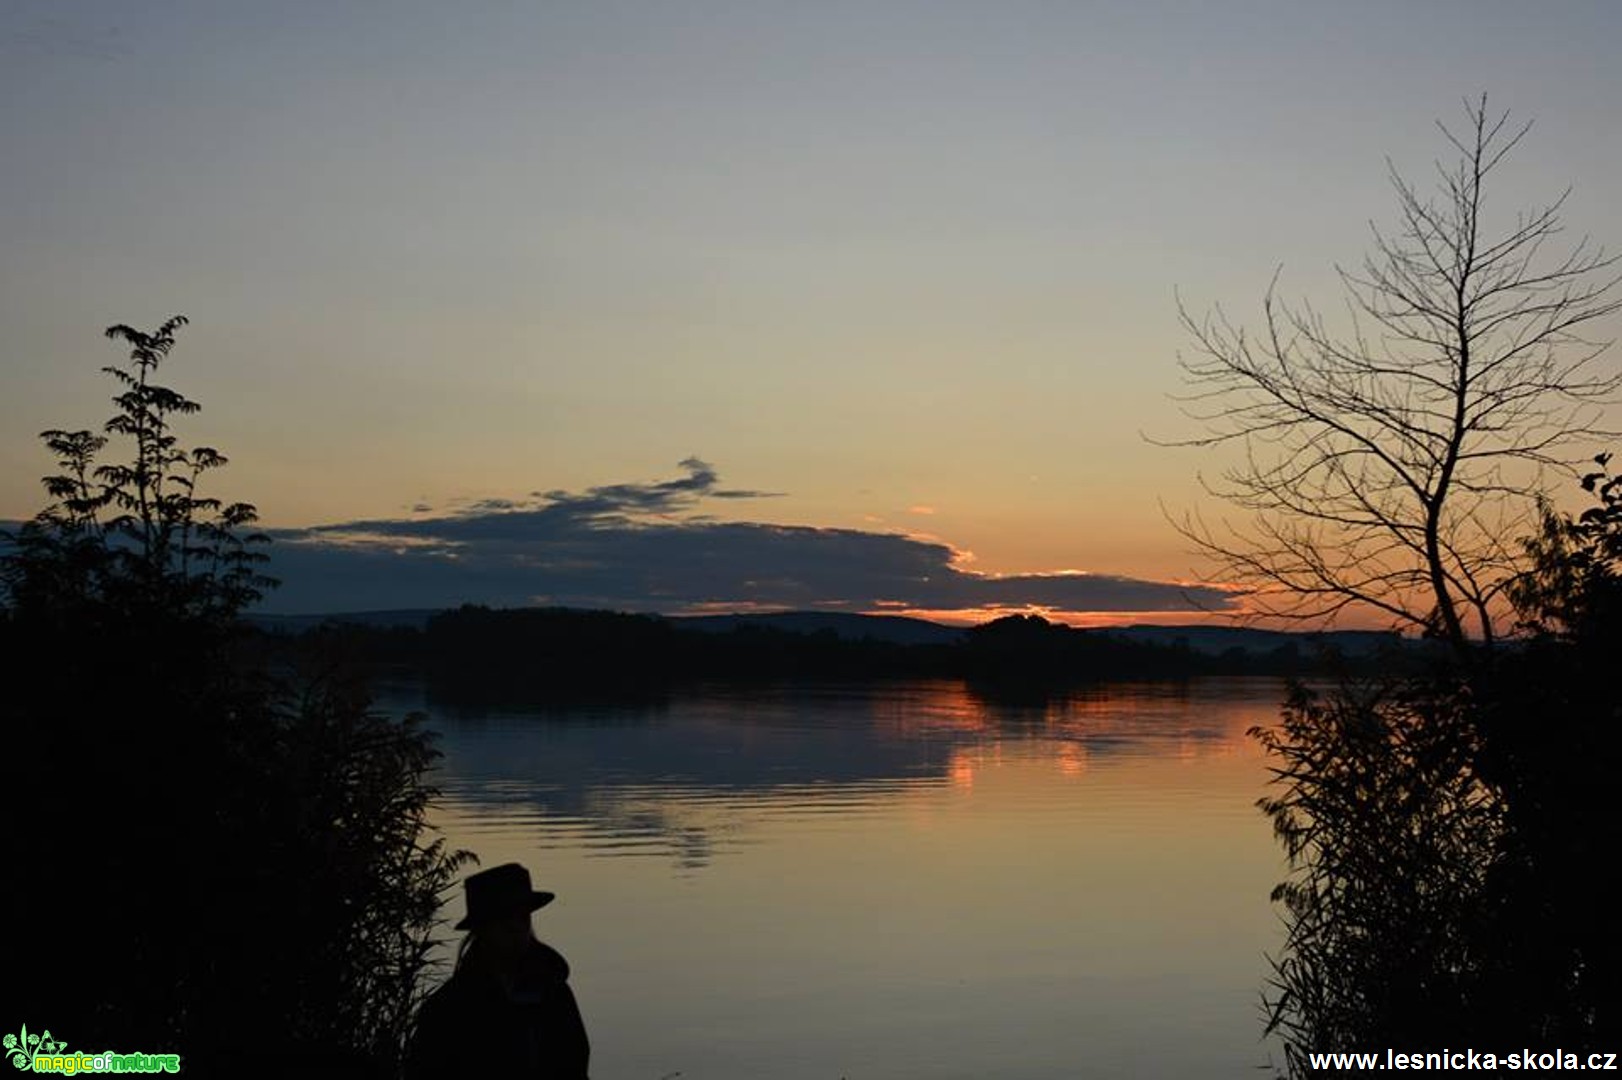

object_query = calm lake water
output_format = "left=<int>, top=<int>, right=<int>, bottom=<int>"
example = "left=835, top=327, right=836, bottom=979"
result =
left=373, top=677, right=1295, bottom=1080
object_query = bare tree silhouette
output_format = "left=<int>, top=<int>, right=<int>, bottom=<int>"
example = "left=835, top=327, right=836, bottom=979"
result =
left=1166, top=94, right=1622, bottom=656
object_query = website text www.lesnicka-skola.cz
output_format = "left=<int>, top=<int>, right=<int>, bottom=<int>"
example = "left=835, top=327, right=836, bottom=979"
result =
left=1308, top=1049, right=1620, bottom=1071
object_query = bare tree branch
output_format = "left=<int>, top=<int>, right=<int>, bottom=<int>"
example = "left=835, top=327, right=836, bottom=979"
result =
left=1160, top=95, right=1621, bottom=656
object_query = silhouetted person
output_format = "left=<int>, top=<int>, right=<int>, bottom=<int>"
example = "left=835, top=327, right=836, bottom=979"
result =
left=406, top=863, right=591, bottom=1079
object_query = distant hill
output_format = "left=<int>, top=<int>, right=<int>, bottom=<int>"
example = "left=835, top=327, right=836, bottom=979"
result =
left=241, top=605, right=1441, bottom=691
left=1101, top=624, right=1413, bottom=658
left=246, top=609, right=442, bottom=633
left=246, top=606, right=1418, bottom=658
left=246, top=607, right=960, bottom=643
left=669, top=611, right=966, bottom=646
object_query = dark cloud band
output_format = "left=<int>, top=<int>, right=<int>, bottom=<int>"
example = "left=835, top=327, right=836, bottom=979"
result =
left=260, top=460, right=1237, bottom=617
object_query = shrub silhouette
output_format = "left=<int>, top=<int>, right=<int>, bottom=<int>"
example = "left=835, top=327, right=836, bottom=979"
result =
left=1255, top=462, right=1622, bottom=1074
left=1253, top=677, right=1501, bottom=1069
left=2, top=317, right=468, bottom=1077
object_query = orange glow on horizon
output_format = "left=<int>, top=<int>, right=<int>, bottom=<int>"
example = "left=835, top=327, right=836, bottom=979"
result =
left=861, top=602, right=1409, bottom=633
left=861, top=604, right=1251, bottom=629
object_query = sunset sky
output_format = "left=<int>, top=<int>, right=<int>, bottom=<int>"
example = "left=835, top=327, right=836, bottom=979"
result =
left=4, top=1, right=1621, bottom=623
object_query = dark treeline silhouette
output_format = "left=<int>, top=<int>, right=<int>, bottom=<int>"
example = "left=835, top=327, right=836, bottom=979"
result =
left=2, top=319, right=467, bottom=1078
left=253, top=606, right=1427, bottom=704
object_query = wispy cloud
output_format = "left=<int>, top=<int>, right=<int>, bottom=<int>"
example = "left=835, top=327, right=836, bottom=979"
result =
left=262, top=459, right=1239, bottom=618
left=2, top=6, right=128, bottom=63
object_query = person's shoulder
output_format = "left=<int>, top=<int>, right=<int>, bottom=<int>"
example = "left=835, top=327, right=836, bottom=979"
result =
left=524, top=939, right=572, bottom=981
left=417, top=967, right=489, bottom=1018
left=407, top=977, right=460, bottom=1056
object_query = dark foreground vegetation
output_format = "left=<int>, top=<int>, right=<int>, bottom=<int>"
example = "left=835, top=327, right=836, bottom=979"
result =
left=2, top=320, right=468, bottom=1078
left=1255, top=462, right=1622, bottom=1073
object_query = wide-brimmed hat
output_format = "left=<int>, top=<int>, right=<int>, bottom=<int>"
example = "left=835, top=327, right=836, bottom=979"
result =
left=455, top=863, right=556, bottom=931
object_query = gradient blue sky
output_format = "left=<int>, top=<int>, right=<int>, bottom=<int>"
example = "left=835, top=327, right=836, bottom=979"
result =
left=4, top=1, right=1620, bottom=620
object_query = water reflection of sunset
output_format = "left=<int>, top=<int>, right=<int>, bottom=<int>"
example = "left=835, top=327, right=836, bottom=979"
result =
left=402, top=679, right=1293, bottom=1079
left=407, top=678, right=1287, bottom=868
left=1056, top=740, right=1088, bottom=777
left=949, top=748, right=979, bottom=791
left=865, top=678, right=1273, bottom=766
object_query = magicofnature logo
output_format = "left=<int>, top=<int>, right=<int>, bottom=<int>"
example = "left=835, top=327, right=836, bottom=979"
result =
left=5, top=1026, right=65, bottom=1070
left=5, top=1024, right=180, bottom=1074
